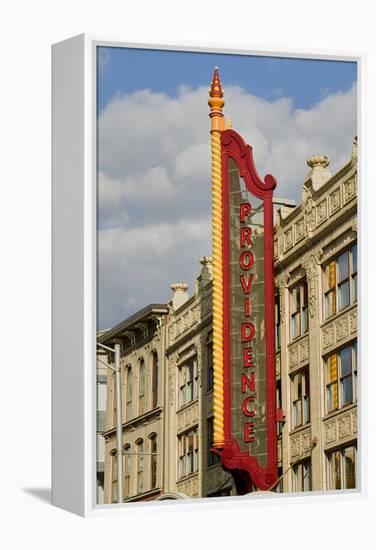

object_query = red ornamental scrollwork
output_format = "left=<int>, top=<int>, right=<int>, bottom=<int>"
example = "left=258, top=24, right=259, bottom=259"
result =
left=217, top=129, right=278, bottom=494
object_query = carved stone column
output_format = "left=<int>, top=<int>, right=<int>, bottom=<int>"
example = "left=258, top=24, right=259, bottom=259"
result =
left=275, top=275, right=290, bottom=489
left=302, top=250, right=324, bottom=490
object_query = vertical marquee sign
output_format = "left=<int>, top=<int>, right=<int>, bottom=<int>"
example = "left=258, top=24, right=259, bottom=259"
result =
left=209, top=69, right=278, bottom=493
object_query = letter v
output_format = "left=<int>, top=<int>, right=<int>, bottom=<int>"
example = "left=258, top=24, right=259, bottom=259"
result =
left=240, top=274, right=254, bottom=294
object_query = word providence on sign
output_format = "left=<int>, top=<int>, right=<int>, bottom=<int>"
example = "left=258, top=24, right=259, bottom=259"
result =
left=238, top=202, right=257, bottom=444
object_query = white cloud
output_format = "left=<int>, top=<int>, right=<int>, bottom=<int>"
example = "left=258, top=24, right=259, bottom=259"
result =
left=97, top=82, right=357, bottom=327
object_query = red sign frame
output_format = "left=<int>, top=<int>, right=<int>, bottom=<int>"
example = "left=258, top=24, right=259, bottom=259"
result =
left=218, top=129, right=278, bottom=493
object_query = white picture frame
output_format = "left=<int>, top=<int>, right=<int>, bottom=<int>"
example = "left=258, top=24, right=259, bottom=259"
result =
left=52, top=34, right=366, bottom=517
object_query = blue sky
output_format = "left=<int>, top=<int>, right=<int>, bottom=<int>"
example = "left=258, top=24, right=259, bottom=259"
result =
left=97, top=46, right=357, bottom=329
left=97, top=46, right=356, bottom=112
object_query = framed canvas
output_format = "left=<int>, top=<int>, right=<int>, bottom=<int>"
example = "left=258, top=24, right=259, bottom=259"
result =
left=52, top=34, right=364, bottom=516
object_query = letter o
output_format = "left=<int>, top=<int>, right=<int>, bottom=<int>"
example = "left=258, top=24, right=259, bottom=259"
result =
left=239, top=250, right=254, bottom=270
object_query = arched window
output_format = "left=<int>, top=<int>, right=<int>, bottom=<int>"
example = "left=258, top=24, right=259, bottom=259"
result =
left=139, top=358, right=146, bottom=415
left=151, top=352, right=158, bottom=409
left=126, top=366, right=133, bottom=420
left=149, top=433, right=157, bottom=490
left=110, top=448, right=117, bottom=503
left=136, top=439, right=144, bottom=494
left=123, top=443, right=131, bottom=499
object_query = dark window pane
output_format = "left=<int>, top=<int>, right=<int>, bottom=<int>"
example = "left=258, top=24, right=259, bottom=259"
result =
left=340, top=347, right=352, bottom=376
left=338, top=251, right=349, bottom=282
left=352, top=245, right=357, bottom=274
left=342, top=376, right=353, bottom=405
left=338, top=281, right=350, bottom=310
left=344, top=447, right=356, bottom=489
left=352, top=274, right=357, bottom=302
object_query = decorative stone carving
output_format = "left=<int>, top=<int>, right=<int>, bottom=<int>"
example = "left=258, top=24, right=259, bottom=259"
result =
left=302, top=433, right=311, bottom=454
left=177, top=475, right=199, bottom=497
left=289, top=345, right=299, bottom=367
left=284, top=227, right=294, bottom=252
left=338, top=416, right=351, bottom=439
left=352, top=412, right=357, bottom=434
left=177, top=401, right=199, bottom=432
left=330, top=188, right=341, bottom=215
left=300, top=340, right=309, bottom=362
left=290, top=437, right=300, bottom=458
left=169, top=360, right=177, bottom=406
left=295, top=218, right=305, bottom=243
left=323, top=325, right=335, bottom=349
left=343, top=176, right=356, bottom=204
left=336, top=318, right=349, bottom=343
left=303, top=252, right=321, bottom=318
left=276, top=354, right=281, bottom=377
left=325, top=422, right=337, bottom=444
left=304, top=191, right=316, bottom=237
left=276, top=276, right=289, bottom=325
left=349, top=311, right=357, bottom=334
left=316, top=199, right=328, bottom=226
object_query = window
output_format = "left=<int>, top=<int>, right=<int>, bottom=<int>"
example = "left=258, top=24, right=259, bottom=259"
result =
left=111, top=449, right=118, bottom=503
left=149, top=434, right=157, bottom=490
left=324, top=245, right=357, bottom=320
left=207, top=342, right=214, bottom=392
left=136, top=439, right=144, bottom=494
left=123, top=444, right=131, bottom=499
left=276, top=466, right=283, bottom=493
left=327, top=445, right=356, bottom=490
left=325, top=343, right=357, bottom=413
left=125, top=366, right=133, bottom=420
left=151, top=352, right=158, bottom=409
left=276, top=379, right=283, bottom=436
left=207, top=417, right=220, bottom=467
left=138, top=358, right=146, bottom=415
left=290, top=280, right=308, bottom=341
left=291, top=367, right=310, bottom=429
left=208, top=487, right=232, bottom=497
left=275, top=291, right=281, bottom=350
left=178, top=428, right=198, bottom=479
left=292, top=460, right=311, bottom=492
left=178, top=359, right=198, bottom=408
left=112, top=372, right=117, bottom=426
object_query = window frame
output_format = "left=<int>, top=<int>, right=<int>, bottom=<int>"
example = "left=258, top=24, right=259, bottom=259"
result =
left=151, top=351, right=159, bottom=409
left=207, top=340, right=214, bottom=392
left=326, top=444, right=357, bottom=490
left=207, top=416, right=220, bottom=467
left=275, top=290, right=281, bottom=350
left=178, top=357, right=198, bottom=409
left=149, top=433, right=158, bottom=490
left=136, top=438, right=144, bottom=494
left=291, top=459, right=312, bottom=493
left=178, top=427, right=199, bottom=480
left=123, top=443, right=131, bottom=499
left=323, top=244, right=357, bottom=321
left=290, top=366, right=310, bottom=430
left=289, top=279, right=309, bottom=342
left=325, top=342, right=357, bottom=414
left=110, top=448, right=118, bottom=503
left=138, top=357, right=146, bottom=416
left=125, top=365, right=133, bottom=421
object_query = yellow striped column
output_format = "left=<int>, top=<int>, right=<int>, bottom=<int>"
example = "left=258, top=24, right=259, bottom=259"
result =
left=208, top=68, right=225, bottom=448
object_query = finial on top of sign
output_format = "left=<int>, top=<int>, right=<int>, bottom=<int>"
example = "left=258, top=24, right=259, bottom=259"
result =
left=208, top=67, right=225, bottom=131
left=209, top=66, right=224, bottom=99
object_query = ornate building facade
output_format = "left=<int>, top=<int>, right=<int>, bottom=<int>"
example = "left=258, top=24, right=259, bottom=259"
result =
left=274, top=139, right=358, bottom=493
left=98, top=138, right=357, bottom=503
